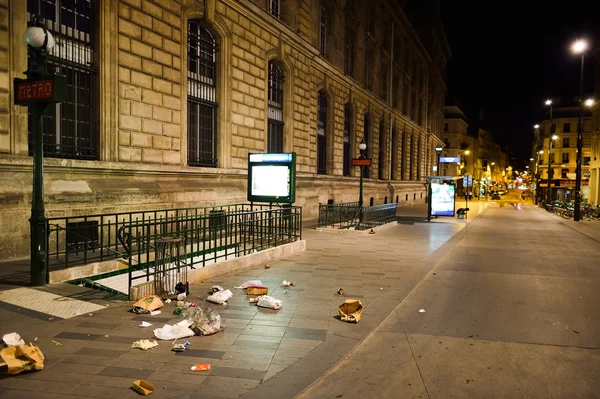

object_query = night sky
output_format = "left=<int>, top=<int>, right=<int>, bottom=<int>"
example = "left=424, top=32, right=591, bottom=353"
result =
left=440, top=1, right=598, bottom=168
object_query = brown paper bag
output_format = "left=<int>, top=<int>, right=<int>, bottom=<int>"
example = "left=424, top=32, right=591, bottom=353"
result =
left=132, top=295, right=164, bottom=314
left=0, top=343, right=45, bottom=375
left=338, top=299, right=364, bottom=323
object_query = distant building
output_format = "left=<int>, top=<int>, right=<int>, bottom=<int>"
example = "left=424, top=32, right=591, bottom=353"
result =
left=538, top=106, right=593, bottom=201
left=589, top=44, right=600, bottom=205
left=441, top=106, right=507, bottom=195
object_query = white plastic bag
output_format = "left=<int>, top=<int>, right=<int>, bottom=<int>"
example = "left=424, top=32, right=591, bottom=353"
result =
left=153, top=321, right=194, bottom=340
left=206, top=289, right=233, bottom=305
left=235, top=280, right=262, bottom=289
left=257, top=295, right=282, bottom=310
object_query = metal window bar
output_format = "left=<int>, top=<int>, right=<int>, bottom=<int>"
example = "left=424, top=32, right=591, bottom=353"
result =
left=320, top=7, right=326, bottom=56
left=343, top=105, right=352, bottom=176
left=27, top=0, right=98, bottom=160
left=317, top=92, right=327, bottom=174
left=268, top=62, right=284, bottom=152
left=378, top=120, right=385, bottom=179
left=344, top=30, right=354, bottom=75
left=270, top=0, right=280, bottom=18
left=187, top=21, right=218, bottom=167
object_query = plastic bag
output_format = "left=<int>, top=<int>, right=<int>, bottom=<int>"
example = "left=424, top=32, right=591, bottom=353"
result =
left=153, top=320, right=194, bottom=340
left=185, top=306, right=222, bottom=336
left=257, top=295, right=282, bottom=310
left=235, top=280, right=262, bottom=289
left=206, top=289, right=232, bottom=305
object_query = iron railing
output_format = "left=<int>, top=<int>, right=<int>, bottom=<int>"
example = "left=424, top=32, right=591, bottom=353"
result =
left=45, top=204, right=300, bottom=273
left=318, top=202, right=397, bottom=229
left=123, top=205, right=302, bottom=295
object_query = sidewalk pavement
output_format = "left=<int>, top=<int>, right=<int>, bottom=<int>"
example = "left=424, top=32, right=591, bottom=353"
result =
left=299, top=202, right=600, bottom=398
left=0, top=208, right=471, bottom=399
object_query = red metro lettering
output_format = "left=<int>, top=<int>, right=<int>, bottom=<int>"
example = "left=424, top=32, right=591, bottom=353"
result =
left=17, top=80, right=53, bottom=102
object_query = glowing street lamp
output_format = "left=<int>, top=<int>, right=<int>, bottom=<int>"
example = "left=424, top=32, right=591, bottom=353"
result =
left=572, top=38, right=588, bottom=221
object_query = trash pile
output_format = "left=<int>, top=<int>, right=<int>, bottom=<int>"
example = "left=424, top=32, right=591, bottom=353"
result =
left=235, top=279, right=285, bottom=310
left=1, top=333, right=45, bottom=376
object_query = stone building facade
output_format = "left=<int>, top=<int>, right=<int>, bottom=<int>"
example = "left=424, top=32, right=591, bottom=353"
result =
left=589, top=43, right=600, bottom=205
left=0, top=0, right=449, bottom=261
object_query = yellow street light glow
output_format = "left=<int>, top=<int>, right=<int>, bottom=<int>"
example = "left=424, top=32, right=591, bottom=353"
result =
left=552, top=135, right=559, bottom=140
left=585, top=98, right=594, bottom=107
left=539, top=150, right=544, bottom=154
left=571, top=39, right=588, bottom=54
left=530, top=158, right=534, bottom=161
left=464, top=150, right=470, bottom=155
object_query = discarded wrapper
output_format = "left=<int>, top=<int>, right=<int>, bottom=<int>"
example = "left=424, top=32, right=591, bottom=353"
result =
left=419, top=309, right=426, bottom=313
left=256, top=295, right=282, bottom=310
left=207, top=289, right=233, bottom=305
left=132, top=295, right=164, bottom=314
left=249, top=296, right=261, bottom=303
left=2, top=332, right=25, bottom=346
left=247, top=286, right=268, bottom=295
left=172, top=340, right=190, bottom=352
left=131, top=339, right=158, bottom=351
left=139, top=321, right=152, bottom=328
left=132, top=379, right=154, bottom=395
left=191, top=363, right=211, bottom=372
left=282, top=280, right=296, bottom=287
left=337, top=288, right=344, bottom=295
left=264, top=264, right=271, bottom=269
left=338, top=299, right=364, bottom=323
left=150, top=310, right=161, bottom=316
left=177, top=293, right=187, bottom=301
left=212, top=285, right=224, bottom=293
left=0, top=343, right=45, bottom=375
left=153, top=320, right=194, bottom=340
left=235, top=280, right=262, bottom=289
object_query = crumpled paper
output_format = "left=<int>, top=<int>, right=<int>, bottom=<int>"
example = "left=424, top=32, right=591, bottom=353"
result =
left=153, top=320, right=194, bottom=340
left=338, top=299, right=364, bottom=323
left=131, top=339, right=158, bottom=351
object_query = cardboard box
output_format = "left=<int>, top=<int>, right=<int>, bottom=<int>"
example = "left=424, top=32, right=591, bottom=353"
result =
left=338, top=299, right=364, bottom=323
left=132, top=379, right=154, bottom=395
left=247, top=286, right=269, bottom=295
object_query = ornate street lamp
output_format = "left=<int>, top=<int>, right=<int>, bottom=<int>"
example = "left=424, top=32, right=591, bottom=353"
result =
left=15, top=16, right=64, bottom=286
left=358, top=138, right=367, bottom=210
left=435, top=145, right=444, bottom=176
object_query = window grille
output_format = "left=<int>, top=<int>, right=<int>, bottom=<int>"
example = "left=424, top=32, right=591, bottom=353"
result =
left=187, top=21, right=218, bottom=167
left=27, top=0, right=98, bottom=160
left=268, top=62, right=284, bottom=153
left=320, top=7, right=327, bottom=56
left=378, top=120, right=385, bottom=179
left=317, top=92, right=327, bottom=174
left=343, top=104, right=352, bottom=176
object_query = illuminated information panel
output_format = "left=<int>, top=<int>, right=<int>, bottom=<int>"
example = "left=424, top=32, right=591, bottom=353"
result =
left=431, top=183, right=456, bottom=217
left=247, top=153, right=296, bottom=203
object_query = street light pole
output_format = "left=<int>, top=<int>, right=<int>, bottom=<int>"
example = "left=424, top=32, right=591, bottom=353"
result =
left=435, top=145, right=443, bottom=176
left=572, top=40, right=587, bottom=221
left=545, top=100, right=554, bottom=203
left=358, top=139, right=367, bottom=220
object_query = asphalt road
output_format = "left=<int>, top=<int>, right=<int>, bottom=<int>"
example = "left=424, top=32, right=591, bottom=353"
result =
left=299, top=202, right=600, bottom=399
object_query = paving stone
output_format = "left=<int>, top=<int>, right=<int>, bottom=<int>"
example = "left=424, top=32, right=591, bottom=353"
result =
left=54, top=331, right=102, bottom=341
left=175, top=349, right=226, bottom=358
left=217, top=358, right=272, bottom=372
left=148, top=370, right=207, bottom=385
left=208, top=366, right=266, bottom=380
left=97, top=366, right=154, bottom=379
left=59, top=355, right=116, bottom=366
left=194, top=384, right=252, bottom=398
left=47, top=361, right=105, bottom=375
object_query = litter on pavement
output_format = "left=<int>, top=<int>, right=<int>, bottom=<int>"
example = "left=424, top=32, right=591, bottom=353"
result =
left=132, top=379, right=154, bottom=395
left=132, top=295, right=164, bottom=314
left=0, top=343, right=45, bottom=375
left=211, top=285, right=224, bottom=293
left=256, top=295, right=282, bottom=310
left=191, top=364, right=211, bottom=372
left=186, top=306, right=222, bottom=336
left=206, top=289, right=232, bottom=305
left=419, top=309, right=426, bottom=313
left=177, top=292, right=187, bottom=301
left=150, top=310, right=161, bottom=316
left=337, top=288, right=344, bottom=295
left=172, top=340, right=190, bottom=352
left=338, top=299, right=364, bottom=323
left=131, top=339, right=158, bottom=351
left=153, top=320, right=194, bottom=340
left=264, top=264, right=271, bottom=269
left=247, top=286, right=268, bottom=295
left=2, top=333, right=25, bottom=346
left=139, top=321, right=152, bottom=328
left=235, top=280, right=262, bottom=289
left=282, top=280, right=296, bottom=287
left=51, top=340, right=63, bottom=346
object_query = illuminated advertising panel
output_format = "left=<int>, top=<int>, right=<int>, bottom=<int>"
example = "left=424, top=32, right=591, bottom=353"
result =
left=431, top=183, right=455, bottom=217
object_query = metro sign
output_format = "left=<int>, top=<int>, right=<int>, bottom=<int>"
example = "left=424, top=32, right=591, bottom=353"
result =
left=14, top=75, right=65, bottom=106
left=352, top=158, right=372, bottom=167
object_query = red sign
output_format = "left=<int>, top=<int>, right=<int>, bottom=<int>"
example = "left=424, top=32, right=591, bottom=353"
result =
left=16, top=80, right=54, bottom=102
left=352, top=158, right=372, bottom=167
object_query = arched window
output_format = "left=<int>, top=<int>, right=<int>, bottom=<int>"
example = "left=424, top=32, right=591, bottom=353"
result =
left=187, top=21, right=218, bottom=167
left=378, top=119, right=385, bottom=180
left=343, top=104, right=352, bottom=176
left=317, top=91, right=328, bottom=174
left=363, top=114, right=370, bottom=178
left=27, top=0, right=98, bottom=160
left=267, top=62, right=284, bottom=153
